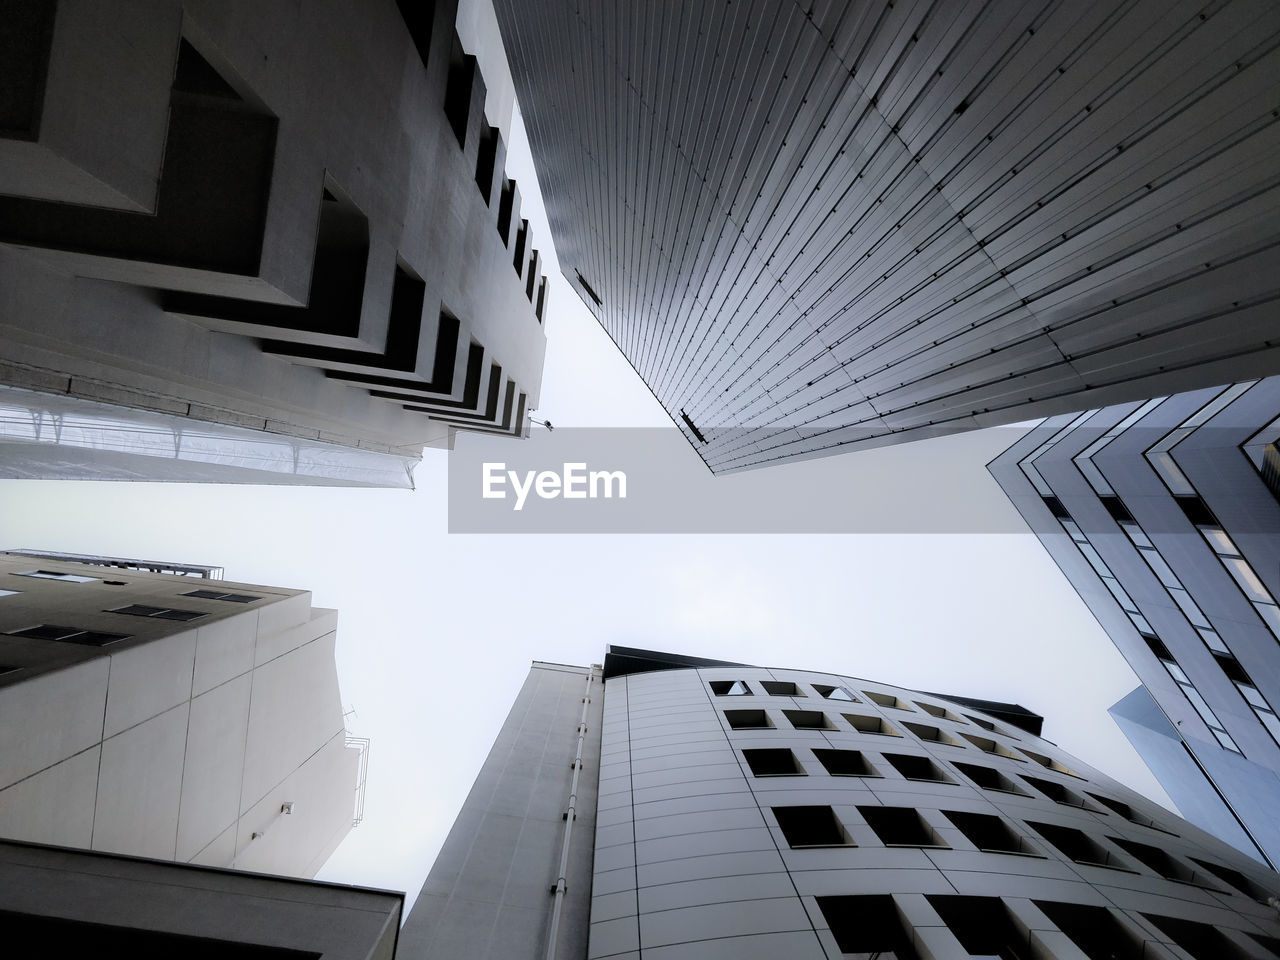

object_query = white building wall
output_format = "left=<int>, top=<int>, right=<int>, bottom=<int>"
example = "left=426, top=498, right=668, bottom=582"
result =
left=593, top=666, right=1280, bottom=959
left=0, top=553, right=357, bottom=878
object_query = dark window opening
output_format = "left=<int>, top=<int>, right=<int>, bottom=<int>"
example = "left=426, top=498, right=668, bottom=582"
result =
left=1188, top=857, right=1275, bottom=901
left=1019, top=748, right=1082, bottom=777
left=442, top=34, right=474, bottom=148
left=943, top=811, right=1035, bottom=855
left=954, top=762, right=1028, bottom=795
left=679, top=409, right=706, bottom=443
left=813, top=684, right=858, bottom=701
left=173, top=39, right=242, bottom=99
left=844, top=713, right=900, bottom=736
left=535, top=277, right=548, bottom=322
left=883, top=753, right=953, bottom=783
left=709, top=680, right=751, bottom=696
left=742, top=748, right=803, bottom=777
left=1085, top=792, right=1170, bottom=832
left=1110, top=837, right=1210, bottom=886
left=1026, top=822, right=1123, bottom=868
left=1214, top=652, right=1252, bottom=685
left=859, top=806, right=945, bottom=848
left=772, top=805, right=850, bottom=847
left=902, top=721, right=961, bottom=746
left=109, top=604, right=206, bottom=622
left=1021, top=775, right=1091, bottom=809
left=1143, top=912, right=1255, bottom=960
left=864, top=691, right=911, bottom=710
left=812, top=748, right=878, bottom=777
left=0, top=0, right=57, bottom=139
left=183, top=590, right=261, bottom=603
left=396, top=0, right=436, bottom=74
left=525, top=254, right=537, bottom=300
left=724, top=709, right=770, bottom=730
left=783, top=709, right=833, bottom=730
left=915, top=701, right=962, bottom=722
left=960, top=732, right=1018, bottom=758
left=5, top=625, right=130, bottom=646
left=1034, top=901, right=1145, bottom=960
left=760, top=680, right=803, bottom=697
left=928, top=896, right=1030, bottom=959
left=1099, top=496, right=1135, bottom=523
left=1175, top=495, right=1218, bottom=527
left=1043, top=495, right=1071, bottom=519
left=512, top=220, right=528, bottom=274
left=817, top=896, right=919, bottom=960
left=574, top=269, right=602, bottom=307
left=475, top=125, right=498, bottom=202
left=496, top=179, right=514, bottom=245
left=1144, top=634, right=1175, bottom=661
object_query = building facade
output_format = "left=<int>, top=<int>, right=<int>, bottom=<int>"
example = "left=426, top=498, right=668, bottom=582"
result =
left=0, top=0, right=548, bottom=486
left=989, top=377, right=1280, bottom=868
left=406, top=647, right=1280, bottom=959
left=0, top=551, right=361, bottom=878
left=494, top=0, right=1280, bottom=472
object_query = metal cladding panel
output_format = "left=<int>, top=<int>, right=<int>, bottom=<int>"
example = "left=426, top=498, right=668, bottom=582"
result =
left=496, top=0, right=1280, bottom=471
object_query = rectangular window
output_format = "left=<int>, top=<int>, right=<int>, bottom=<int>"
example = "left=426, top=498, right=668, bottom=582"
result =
left=1017, top=748, right=1083, bottom=778
left=772, top=806, right=851, bottom=847
left=811, top=748, right=878, bottom=777
left=863, top=691, right=911, bottom=710
left=816, top=896, right=919, bottom=960
left=1026, top=822, right=1123, bottom=868
left=759, top=680, right=803, bottom=697
left=783, top=709, right=834, bottom=730
left=843, top=713, right=901, bottom=737
left=1084, top=793, right=1171, bottom=833
left=742, top=748, right=804, bottom=777
left=1021, top=775, right=1091, bottom=808
left=953, top=762, right=1028, bottom=795
left=108, top=604, right=207, bottom=622
left=928, top=896, right=1032, bottom=957
left=882, top=753, right=954, bottom=783
left=812, top=684, right=858, bottom=701
left=902, top=721, right=963, bottom=747
left=1142, top=912, right=1255, bottom=960
left=182, top=589, right=261, bottom=603
left=1034, top=901, right=1145, bottom=960
left=5, top=625, right=130, bottom=645
left=724, top=709, right=771, bottom=730
left=914, top=701, right=962, bottom=722
left=960, top=733, right=1021, bottom=759
left=709, top=680, right=752, bottom=696
left=858, top=806, right=946, bottom=848
left=14, top=569, right=96, bottom=583
left=1109, top=837, right=1208, bottom=886
left=1188, top=857, right=1275, bottom=902
left=942, top=812, right=1036, bottom=855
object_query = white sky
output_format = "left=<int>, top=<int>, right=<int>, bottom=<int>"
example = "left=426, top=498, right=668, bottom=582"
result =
left=0, top=102, right=1174, bottom=913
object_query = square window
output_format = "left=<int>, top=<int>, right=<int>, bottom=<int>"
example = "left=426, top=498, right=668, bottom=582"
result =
left=772, top=805, right=851, bottom=847
left=928, top=896, right=1029, bottom=956
left=709, top=680, right=752, bottom=696
left=783, top=709, right=833, bottom=730
left=110, top=604, right=167, bottom=617
left=1026, top=822, right=1124, bottom=868
left=812, top=683, right=858, bottom=701
left=817, top=896, right=918, bottom=959
left=182, top=589, right=260, bottom=603
left=963, top=713, right=1014, bottom=737
left=1188, top=857, right=1276, bottom=902
left=1143, top=912, right=1257, bottom=960
left=960, top=732, right=1022, bottom=759
left=1034, top=901, right=1145, bottom=960
left=1019, top=747, right=1083, bottom=778
left=1085, top=792, right=1169, bottom=831
left=7, top=624, right=85, bottom=641
left=915, top=701, right=964, bottom=722
left=183, top=589, right=227, bottom=600
left=902, top=721, right=963, bottom=747
left=812, top=748, right=878, bottom=778
left=1021, top=775, right=1092, bottom=809
left=863, top=690, right=912, bottom=710
left=760, top=680, right=803, bottom=697
left=724, top=709, right=771, bottom=730
left=843, top=713, right=901, bottom=736
left=1110, top=837, right=1210, bottom=887
left=859, top=806, right=947, bottom=848
left=742, top=748, right=804, bottom=777
left=882, top=753, right=954, bottom=783
left=943, top=811, right=1037, bottom=855
left=953, top=762, right=1028, bottom=795
left=151, top=608, right=205, bottom=621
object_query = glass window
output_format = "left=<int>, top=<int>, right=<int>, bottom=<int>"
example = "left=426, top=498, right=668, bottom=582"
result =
left=1164, top=662, right=1190, bottom=684
left=1141, top=550, right=1182, bottom=590
left=1197, top=627, right=1230, bottom=655
left=1224, top=558, right=1271, bottom=603
left=1077, top=543, right=1111, bottom=577
left=1170, top=588, right=1212, bottom=629
left=1103, top=577, right=1139, bottom=614
left=1200, top=526, right=1238, bottom=556
left=1255, top=602, right=1280, bottom=638
left=1119, top=522, right=1153, bottom=549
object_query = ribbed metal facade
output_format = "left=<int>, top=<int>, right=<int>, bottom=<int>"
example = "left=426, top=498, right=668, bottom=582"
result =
left=495, top=0, right=1280, bottom=471
left=989, top=377, right=1280, bottom=869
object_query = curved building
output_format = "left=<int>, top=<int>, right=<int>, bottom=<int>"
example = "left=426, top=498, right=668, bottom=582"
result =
left=405, top=647, right=1280, bottom=960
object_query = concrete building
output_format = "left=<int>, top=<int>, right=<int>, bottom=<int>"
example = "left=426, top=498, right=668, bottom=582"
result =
left=989, top=377, right=1280, bottom=869
left=0, top=0, right=548, bottom=486
left=494, top=0, right=1280, bottom=472
left=0, top=551, right=361, bottom=878
left=404, top=646, right=1280, bottom=959
left=0, top=839, right=402, bottom=960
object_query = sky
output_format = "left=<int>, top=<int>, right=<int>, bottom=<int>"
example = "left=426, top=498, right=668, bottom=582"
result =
left=0, top=103, right=1175, bottom=915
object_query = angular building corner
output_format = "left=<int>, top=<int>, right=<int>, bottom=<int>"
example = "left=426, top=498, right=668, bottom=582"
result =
left=0, top=0, right=550, bottom=485
left=405, top=646, right=1280, bottom=959
left=494, top=0, right=1280, bottom=472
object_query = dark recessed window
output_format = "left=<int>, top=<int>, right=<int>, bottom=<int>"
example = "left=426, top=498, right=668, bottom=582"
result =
left=724, top=709, right=771, bottom=730
left=182, top=589, right=261, bottom=603
left=709, top=680, right=752, bottom=696
left=1021, top=775, right=1091, bottom=809
left=5, top=625, right=130, bottom=646
left=943, top=811, right=1036, bottom=855
left=882, top=753, right=954, bottom=783
left=960, top=732, right=1020, bottom=758
left=953, top=762, right=1028, bottom=795
left=1143, top=912, right=1254, bottom=960
left=1034, top=901, right=1145, bottom=960
left=902, top=721, right=963, bottom=747
left=14, top=569, right=96, bottom=583
left=1019, top=748, right=1082, bottom=777
left=760, top=680, right=803, bottom=697
left=1086, top=793, right=1173, bottom=833
left=915, top=701, right=963, bottom=722
left=929, top=896, right=1030, bottom=956
left=812, top=683, right=858, bottom=701
left=859, top=806, right=946, bottom=848
left=812, top=748, right=878, bottom=777
left=963, top=714, right=1011, bottom=737
left=817, top=896, right=919, bottom=959
left=108, top=605, right=207, bottom=622
left=772, top=805, right=851, bottom=847
left=783, top=709, right=833, bottom=730
left=843, top=713, right=901, bottom=736
left=1188, top=857, right=1275, bottom=902
left=1109, top=837, right=1211, bottom=887
left=863, top=691, right=911, bottom=710
left=1026, top=822, right=1123, bottom=868
left=742, top=748, right=804, bottom=777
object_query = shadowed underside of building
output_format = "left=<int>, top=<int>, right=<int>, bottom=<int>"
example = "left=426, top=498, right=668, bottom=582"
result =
left=0, top=0, right=549, bottom=485
left=495, top=0, right=1280, bottom=472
